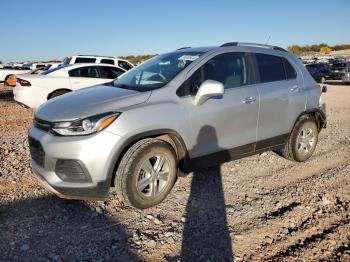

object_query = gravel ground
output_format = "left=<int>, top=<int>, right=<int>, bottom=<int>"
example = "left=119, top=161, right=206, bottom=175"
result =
left=0, top=84, right=349, bottom=261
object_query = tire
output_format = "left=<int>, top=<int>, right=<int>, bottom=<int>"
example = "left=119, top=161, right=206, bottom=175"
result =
left=115, top=138, right=177, bottom=209
left=3, top=76, right=9, bottom=87
left=279, top=115, right=318, bottom=162
left=49, top=89, right=70, bottom=99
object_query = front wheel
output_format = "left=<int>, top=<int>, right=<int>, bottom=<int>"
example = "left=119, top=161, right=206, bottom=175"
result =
left=115, top=138, right=177, bottom=209
left=279, top=115, right=318, bottom=162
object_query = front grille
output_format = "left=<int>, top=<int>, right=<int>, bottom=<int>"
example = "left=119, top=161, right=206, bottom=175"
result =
left=34, top=117, right=52, bottom=132
left=28, top=136, right=45, bottom=167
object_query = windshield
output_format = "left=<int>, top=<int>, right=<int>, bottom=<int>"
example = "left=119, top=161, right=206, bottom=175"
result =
left=41, top=64, right=69, bottom=75
left=62, top=57, right=72, bottom=66
left=113, top=51, right=204, bottom=91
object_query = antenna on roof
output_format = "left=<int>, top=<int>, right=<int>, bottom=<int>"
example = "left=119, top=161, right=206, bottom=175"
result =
left=265, top=35, right=271, bottom=45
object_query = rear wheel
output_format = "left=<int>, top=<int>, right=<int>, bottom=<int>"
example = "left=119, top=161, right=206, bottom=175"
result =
left=48, top=89, right=70, bottom=99
left=115, top=138, right=177, bottom=209
left=279, top=115, right=318, bottom=162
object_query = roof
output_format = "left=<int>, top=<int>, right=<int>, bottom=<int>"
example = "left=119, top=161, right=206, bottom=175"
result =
left=175, top=42, right=288, bottom=54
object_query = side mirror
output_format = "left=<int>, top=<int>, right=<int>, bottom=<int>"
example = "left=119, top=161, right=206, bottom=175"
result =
left=194, top=80, right=224, bottom=106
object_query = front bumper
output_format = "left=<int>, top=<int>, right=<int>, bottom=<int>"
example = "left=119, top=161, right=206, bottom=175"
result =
left=29, top=125, right=126, bottom=200
left=318, top=102, right=327, bottom=128
left=329, top=72, right=350, bottom=82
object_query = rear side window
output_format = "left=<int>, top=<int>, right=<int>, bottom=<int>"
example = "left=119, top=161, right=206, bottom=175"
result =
left=100, top=59, right=115, bottom=65
left=256, top=53, right=285, bottom=83
left=283, top=58, right=297, bottom=79
left=35, top=64, right=46, bottom=69
left=74, top=57, right=97, bottom=64
left=98, top=66, right=125, bottom=79
left=118, top=61, right=133, bottom=71
left=69, top=66, right=100, bottom=78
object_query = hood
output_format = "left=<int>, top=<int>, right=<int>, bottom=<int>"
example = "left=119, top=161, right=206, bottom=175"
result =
left=35, top=85, right=151, bottom=121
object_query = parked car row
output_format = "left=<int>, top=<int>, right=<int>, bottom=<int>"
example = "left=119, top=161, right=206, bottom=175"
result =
left=1, top=55, right=135, bottom=87
left=305, top=61, right=350, bottom=84
left=0, top=63, right=61, bottom=85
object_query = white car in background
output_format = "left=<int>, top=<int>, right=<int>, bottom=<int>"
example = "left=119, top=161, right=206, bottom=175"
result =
left=13, top=63, right=126, bottom=108
left=0, top=63, right=54, bottom=86
left=62, top=55, right=134, bottom=71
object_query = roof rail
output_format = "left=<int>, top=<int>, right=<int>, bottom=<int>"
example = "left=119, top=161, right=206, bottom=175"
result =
left=177, top=47, right=191, bottom=50
left=77, top=55, right=115, bottom=58
left=220, top=42, right=287, bottom=52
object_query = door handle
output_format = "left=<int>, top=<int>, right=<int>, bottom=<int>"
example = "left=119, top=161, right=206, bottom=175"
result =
left=242, top=97, right=256, bottom=104
left=290, top=85, right=299, bottom=92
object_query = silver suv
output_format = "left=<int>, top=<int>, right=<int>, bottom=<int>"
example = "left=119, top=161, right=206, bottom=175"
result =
left=29, top=42, right=327, bottom=209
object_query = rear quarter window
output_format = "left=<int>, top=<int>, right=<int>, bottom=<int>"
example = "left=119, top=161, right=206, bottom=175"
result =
left=118, top=61, right=133, bottom=70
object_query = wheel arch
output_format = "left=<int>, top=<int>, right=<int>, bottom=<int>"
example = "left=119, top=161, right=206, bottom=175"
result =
left=108, top=129, right=190, bottom=187
left=47, top=88, right=72, bottom=100
left=295, top=108, right=326, bottom=132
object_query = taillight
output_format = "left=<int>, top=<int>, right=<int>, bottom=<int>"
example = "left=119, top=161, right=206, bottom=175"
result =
left=6, top=74, right=17, bottom=87
left=17, top=78, right=31, bottom=86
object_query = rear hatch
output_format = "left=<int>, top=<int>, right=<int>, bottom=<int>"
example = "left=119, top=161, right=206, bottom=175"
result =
left=330, top=63, right=348, bottom=79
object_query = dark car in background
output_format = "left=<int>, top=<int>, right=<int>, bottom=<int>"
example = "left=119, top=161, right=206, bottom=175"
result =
left=329, top=62, right=350, bottom=84
left=306, top=63, right=330, bottom=83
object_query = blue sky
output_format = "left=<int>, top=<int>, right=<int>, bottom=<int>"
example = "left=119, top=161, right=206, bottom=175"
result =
left=1, top=0, right=349, bottom=62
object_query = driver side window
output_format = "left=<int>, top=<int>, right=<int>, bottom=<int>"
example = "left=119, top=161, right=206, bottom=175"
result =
left=177, top=52, right=251, bottom=97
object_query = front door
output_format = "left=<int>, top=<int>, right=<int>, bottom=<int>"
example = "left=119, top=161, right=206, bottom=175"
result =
left=180, top=52, right=259, bottom=162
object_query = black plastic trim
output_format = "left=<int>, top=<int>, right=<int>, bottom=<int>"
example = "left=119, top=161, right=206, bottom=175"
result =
left=299, top=106, right=327, bottom=129
left=188, top=133, right=289, bottom=171
left=33, top=168, right=109, bottom=200
left=255, top=133, right=290, bottom=151
left=188, top=142, right=255, bottom=170
left=177, top=47, right=191, bottom=50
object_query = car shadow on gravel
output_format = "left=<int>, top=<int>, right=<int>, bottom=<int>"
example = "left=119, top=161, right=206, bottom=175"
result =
left=180, top=126, right=234, bottom=261
left=0, top=89, right=14, bottom=101
left=0, top=195, right=138, bottom=261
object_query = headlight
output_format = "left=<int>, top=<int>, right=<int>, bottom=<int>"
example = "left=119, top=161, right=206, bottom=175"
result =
left=52, top=112, right=120, bottom=136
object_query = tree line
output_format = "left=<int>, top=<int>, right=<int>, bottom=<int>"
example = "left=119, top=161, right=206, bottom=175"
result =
left=287, top=43, right=350, bottom=55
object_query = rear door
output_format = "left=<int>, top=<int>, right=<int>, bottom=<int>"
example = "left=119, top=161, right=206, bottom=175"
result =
left=254, top=53, right=305, bottom=148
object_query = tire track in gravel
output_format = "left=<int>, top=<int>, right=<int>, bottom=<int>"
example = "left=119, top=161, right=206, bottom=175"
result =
left=237, top=164, right=350, bottom=261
